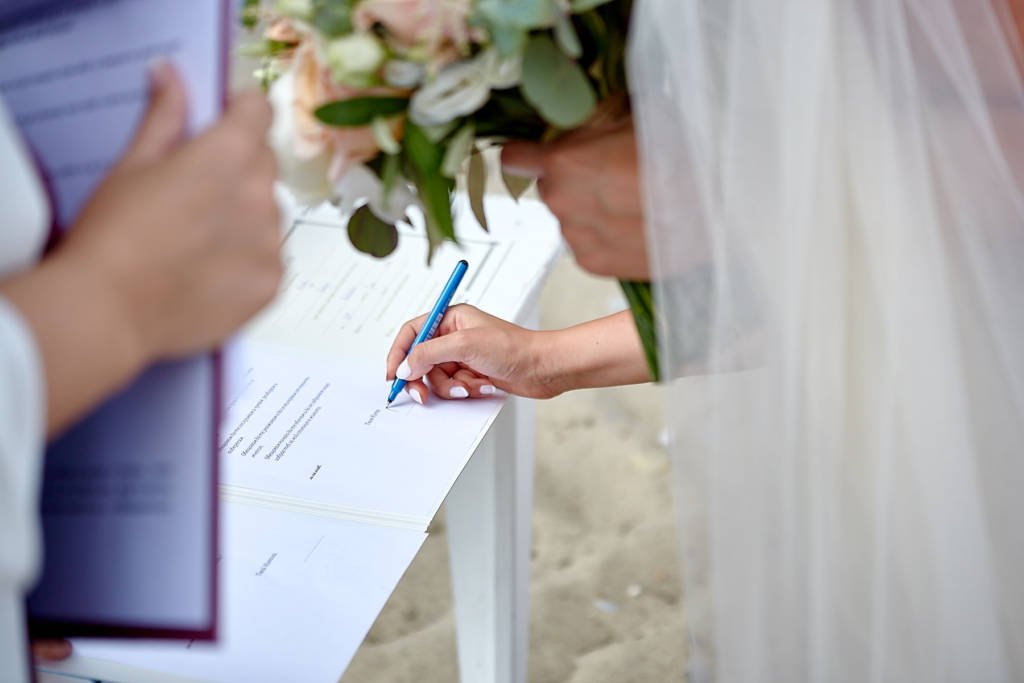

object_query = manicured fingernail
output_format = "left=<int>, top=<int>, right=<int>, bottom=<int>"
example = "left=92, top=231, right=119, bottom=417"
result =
left=396, top=359, right=411, bottom=380
left=449, top=386, right=469, bottom=399
left=407, top=387, right=423, bottom=405
left=480, top=385, right=496, bottom=395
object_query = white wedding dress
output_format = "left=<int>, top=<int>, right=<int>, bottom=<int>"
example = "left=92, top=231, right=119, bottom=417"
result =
left=629, top=0, right=1024, bottom=680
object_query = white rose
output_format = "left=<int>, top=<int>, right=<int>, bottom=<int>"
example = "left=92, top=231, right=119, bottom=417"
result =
left=335, top=164, right=419, bottom=224
left=324, top=34, right=386, bottom=86
left=409, top=48, right=523, bottom=127
left=268, top=68, right=335, bottom=205
left=384, top=59, right=425, bottom=88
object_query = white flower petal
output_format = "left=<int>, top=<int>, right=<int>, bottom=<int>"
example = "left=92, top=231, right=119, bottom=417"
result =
left=409, top=58, right=491, bottom=127
left=334, top=164, right=419, bottom=224
left=268, top=70, right=335, bottom=205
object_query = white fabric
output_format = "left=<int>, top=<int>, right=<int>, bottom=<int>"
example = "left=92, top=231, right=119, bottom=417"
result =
left=0, top=97, right=50, bottom=682
left=630, top=0, right=1024, bottom=680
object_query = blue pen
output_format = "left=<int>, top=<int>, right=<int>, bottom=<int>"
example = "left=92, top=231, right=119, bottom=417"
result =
left=387, top=259, right=469, bottom=407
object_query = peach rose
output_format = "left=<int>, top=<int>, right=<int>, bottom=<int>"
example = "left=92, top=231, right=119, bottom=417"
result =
left=270, top=42, right=407, bottom=203
left=354, top=0, right=473, bottom=61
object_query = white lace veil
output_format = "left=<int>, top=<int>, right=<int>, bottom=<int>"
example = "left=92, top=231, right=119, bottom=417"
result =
left=628, top=0, right=1024, bottom=680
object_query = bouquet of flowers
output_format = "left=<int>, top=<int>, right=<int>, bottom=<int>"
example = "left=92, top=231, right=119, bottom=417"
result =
left=242, top=0, right=658, bottom=379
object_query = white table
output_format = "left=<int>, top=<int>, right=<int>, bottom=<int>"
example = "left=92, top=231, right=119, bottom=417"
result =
left=446, top=298, right=540, bottom=683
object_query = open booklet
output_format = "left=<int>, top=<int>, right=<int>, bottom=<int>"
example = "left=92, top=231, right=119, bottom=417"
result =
left=39, top=196, right=562, bottom=681
left=0, top=0, right=230, bottom=639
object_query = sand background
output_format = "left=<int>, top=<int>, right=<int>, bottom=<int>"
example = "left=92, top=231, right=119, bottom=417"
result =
left=340, top=255, right=686, bottom=683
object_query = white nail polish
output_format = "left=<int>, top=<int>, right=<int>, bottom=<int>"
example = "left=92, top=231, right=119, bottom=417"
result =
left=407, top=387, right=424, bottom=405
left=449, top=386, right=469, bottom=399
left=480, top=385, right=496, bottom=395
left=396, top=359, right=411, bottom=380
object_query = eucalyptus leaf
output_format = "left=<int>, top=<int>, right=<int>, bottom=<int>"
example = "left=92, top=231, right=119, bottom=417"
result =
left=468, top=151, right=489, bottom=232
left=554, top=13, right=583, bottom=59
left=502, top=169, right=534, bottom=200
left=315, top=97, right=408, bottom=127
left=520, top=35, right=596, bottom=128
left=371, top=116, right=401, bottom=155
left=421, top=120, right=458, bottom=143
left=347, top=204, right=399, bottom=258
left=404, top=122, right=456, bottom=259
left=380, top=152, right=400, bottom=203
left=441, top=122, right=476, bottom=178
left=311, top=0, right=353, bottom=36
left=570, top=0, right=616, bottom=11
left=488, top=24, right=528, bottom=57
left=476, top=0, right=559, bottom=29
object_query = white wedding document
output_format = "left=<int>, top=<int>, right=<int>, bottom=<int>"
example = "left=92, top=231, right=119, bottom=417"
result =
left=40, top=194, right=561, bottom=681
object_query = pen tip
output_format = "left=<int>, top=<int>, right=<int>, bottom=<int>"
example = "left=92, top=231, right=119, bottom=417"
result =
left=385, top=400, right=392, bottom=409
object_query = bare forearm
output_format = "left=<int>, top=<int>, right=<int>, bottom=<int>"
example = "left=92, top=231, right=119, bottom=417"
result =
left=0, top=254, right=145, bottom=438
left=540, top=310, right=651, bottom=394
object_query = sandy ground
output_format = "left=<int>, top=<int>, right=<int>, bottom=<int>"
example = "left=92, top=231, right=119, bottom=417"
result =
left=340, top=255, right=687, bottom=683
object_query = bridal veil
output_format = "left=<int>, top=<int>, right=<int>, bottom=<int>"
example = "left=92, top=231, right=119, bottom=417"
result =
left=629, top=0, right=1024, bottom=680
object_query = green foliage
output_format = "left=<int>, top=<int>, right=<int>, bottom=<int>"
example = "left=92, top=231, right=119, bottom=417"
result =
left=441, top=122, right=476, bottom=178
left=554, top=14, right=583, bottom=59
left=570, top=0, right=617, bottom=11
left=241, top=0, right=260, bottom=29
left=403, top=122, right=456, bottom=260
left=311, top=0, right=354, bottom=37
left=347, top=204, right=399, bottom=258
left=502, top=170, right=533, bottom=200
left=476, top=0, right=559, bottom=56
left=467, top=151, right=489, bottom=232
left=314, top=97, right=409, bottom=127
left=520, top=35, right=596, bottom=129
left=619, top=280, right=661, bottom=382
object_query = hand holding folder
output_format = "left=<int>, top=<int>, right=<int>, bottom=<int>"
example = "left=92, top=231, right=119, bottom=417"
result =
left=0, top=0, right=280, bottom=640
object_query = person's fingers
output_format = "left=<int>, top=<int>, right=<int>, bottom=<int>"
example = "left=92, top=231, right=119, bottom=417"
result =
left=437, top=361, right=461, bottom=377
left=403, top=379, right=428, bottom=406
left=452, top=367, right=496, bottom=397
left=386, top=313, right=428, bottom=379
left=501, top=141, right=547, bottom=178
left=222, top=90, right=274, bottom=139
left=427, top=366, right=469, bottom=399
left=400, top=331, right=475, bottom=381
left=120, top=60, right=188, bottom=167
left=32, top=639, right=72, bottom=661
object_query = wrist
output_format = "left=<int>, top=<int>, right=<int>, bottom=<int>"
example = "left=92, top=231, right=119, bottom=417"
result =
left=51, top=249, right=150, bottom=375
left=531, top=328, right=584, bottom=397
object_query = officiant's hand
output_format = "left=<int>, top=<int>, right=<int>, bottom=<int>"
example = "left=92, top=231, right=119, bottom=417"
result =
left=385, top=306, right=651, bottom=403
left=2, top=61, right=283, bottom=435
left=58, top=61, right=283, bottom=362
left=501, top=121, right=649, bottom=280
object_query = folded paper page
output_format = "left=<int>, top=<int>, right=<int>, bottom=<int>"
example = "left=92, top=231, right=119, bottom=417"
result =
left=220, top=340, right=504, bottom=529
left=40, top=501, right=424, bottom=683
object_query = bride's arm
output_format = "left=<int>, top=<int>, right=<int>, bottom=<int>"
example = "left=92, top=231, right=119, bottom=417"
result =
left=385, top=305, right=650, bottom=403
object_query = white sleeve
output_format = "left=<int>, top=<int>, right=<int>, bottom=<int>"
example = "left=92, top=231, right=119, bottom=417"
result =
left=0, top=296, right=45, bottom=683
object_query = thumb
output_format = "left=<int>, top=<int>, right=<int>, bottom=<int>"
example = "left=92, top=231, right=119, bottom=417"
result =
left=501, top=141, right=546, bottom=178
left=121, top=60, right=188, bottom=167
left=400, top=333, right=473, bottom=381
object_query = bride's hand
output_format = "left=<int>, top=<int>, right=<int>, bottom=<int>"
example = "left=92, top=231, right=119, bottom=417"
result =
left=385, top=304, right=561, bottom=404
left=501, top=121, right=649, bottom=280
left=385, top=306, right=651, bottom=404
